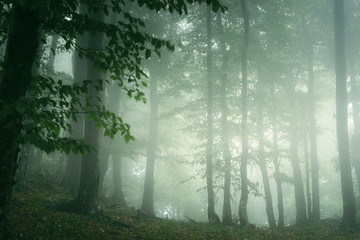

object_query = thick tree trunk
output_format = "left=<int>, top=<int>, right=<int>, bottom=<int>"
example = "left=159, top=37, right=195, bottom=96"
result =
left=141, top=73, right=158, bottom=218
left=288, top=85, right=308, bottom=225
left=256, top=66, right=276, bottom=228
left=99, top=146, right=110, bottom=197
left=349, top=44, right=360, bottom=199
left=0, top=3, right=41, bottom=239
left=205, top=5, right=219, bottom=224
left=61, top=5, right=105, bottom=217
left=112, top=155, right=127, bottom=207
left=334, top=0, right=357, bottom=231
left=217, top=13, right=232, bottom=226
left=345, top=0, right=360, bottom=199
left=270, top=81, right=284, bottom=228
left=238, top=0, right=249, bottom=226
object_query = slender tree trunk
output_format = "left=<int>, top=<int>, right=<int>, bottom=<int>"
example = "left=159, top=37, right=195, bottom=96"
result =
left=239, top=0, right=249, bottom=226
left=304, top=132, right=312, bottom=220
left=205, top=5, right=219, bottom=224
left=334, top=0, right=357, bottom=231
left=302, top=18, right=320, bottom=220
left=141, top=71, right=158, bottom=217
left=288, top=85, right=308, bottom=225
left=217, top=12, right=232, bottom=226
left=256, top=66, right=276, bottom=228
left=270, top=81, right=284, bottom=228
left=0, top=3, right=41, bottom=239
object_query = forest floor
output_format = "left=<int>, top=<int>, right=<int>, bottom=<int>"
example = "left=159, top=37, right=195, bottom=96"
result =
left=6, top=181, right=360, bottom=240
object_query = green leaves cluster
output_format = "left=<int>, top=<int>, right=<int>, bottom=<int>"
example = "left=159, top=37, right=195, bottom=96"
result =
left=2, top=71, right=133, bottom=155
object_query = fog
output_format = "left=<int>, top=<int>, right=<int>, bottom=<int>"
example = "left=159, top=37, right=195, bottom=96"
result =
left=4, top=0, right=360, bottom=232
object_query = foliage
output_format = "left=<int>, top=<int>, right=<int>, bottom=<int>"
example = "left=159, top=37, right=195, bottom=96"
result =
left=1, top=70, right=132, bottom=155
left=0, top=0, right=225, bottom=155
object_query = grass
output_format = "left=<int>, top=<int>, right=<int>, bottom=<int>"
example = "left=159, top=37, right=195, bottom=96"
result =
left=6, top=183, right=360, bottom=240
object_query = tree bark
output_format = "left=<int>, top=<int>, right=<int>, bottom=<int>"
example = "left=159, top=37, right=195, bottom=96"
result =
left=256, top=66, right=276, bottom=228
left=304, top=131, right=312, bottom=220
left=288, top=85, right=308, bottom=225
left=62, top=4, right=105, bottom=216
left=239, top=0, right=249, bottom=226
left=141, top=71, right=158, bottom=218
left=204, top=5, right=219, bottom=224
left=99, top=146, right=109, bottom=197
left=62, top=6, right=88, bottom=196
left=270, top=81, right=284, bottom=228
left=217, top=12, right=232, bottom=226
left=0, top=3, right=41, bottom=239
left=334, top=0, right=357, bottom=231
left=345, top=0, right=360, bottom=199
left=302, top=18, right=320, bottom=220
left=46, top=34, right=59, bottom=71
left=112, top=155, right=127, bottom=207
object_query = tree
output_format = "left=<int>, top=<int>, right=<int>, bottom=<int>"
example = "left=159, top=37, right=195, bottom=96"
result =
left=346, top=0, right=360, bottom=198
left=205, top=4, right=220, bottom=224
left=59, top=3, right=106, bottom=218
left=287, top=81, right=308, bottom=225
left=302, top=14, right=320, bottom=221
left=0, top=3, right=42, bottom=238
left=334, top=0, right=356, bottom=231
left=141, top=68, right=159, bottom=217
left=216, top=12, right=232, bottom=226
left=256, top=65, right=276, bottom=228
left=238, top=0, right=250, bottom=226
left=270, top=80, right=284, bottom=227
left=62, top=15, right=88, bottom=196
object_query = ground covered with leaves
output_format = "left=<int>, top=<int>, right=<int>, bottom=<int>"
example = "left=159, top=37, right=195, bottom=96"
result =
left=6, top=183, right=360, bottom=240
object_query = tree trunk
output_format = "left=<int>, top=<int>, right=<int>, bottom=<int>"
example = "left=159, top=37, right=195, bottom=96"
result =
left=46, top=34, right=59, bottom=71
left=334, top=0, right=357, bottom=231
left=304, top=132, right=312, bottom=220
left=256, top=66, right=276, bottom=228
left=302, top=18, right=320, bottom=220
left=104, top=65, right=127, bottom=206
left=239, top=0, right=249, bottom=226
left=62, top=5, right=105, bottom=216
left=205, top=5, right=219, bottom=224
left=288, top=85, right=308, bottom=225
left=270, top=81, right=284, bottom=228
left=217, top=12, right=232, bottom=226
left=99, top=146, right=110, bottom=197
left=0, top=3, right=41, bottom=239
left=112, top=155, right=127, bottom=207
left=346, top=0, right=360, bottom=199
left=62, top=6, right=88, bottom=196
left=141, top=72, right=158, bottom=218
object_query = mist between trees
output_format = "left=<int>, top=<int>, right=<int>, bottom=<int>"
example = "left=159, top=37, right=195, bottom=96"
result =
left=0, top=0, right=359, bottom=238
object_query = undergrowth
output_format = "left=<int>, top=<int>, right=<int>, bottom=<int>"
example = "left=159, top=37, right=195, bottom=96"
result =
left=6, top=182, right=360, bottom=240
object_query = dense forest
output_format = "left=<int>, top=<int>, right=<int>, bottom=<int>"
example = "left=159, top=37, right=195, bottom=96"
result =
left=1, top=0, right=360, bottom=239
